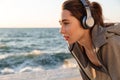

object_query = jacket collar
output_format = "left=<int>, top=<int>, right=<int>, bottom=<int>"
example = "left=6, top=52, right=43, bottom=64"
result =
left=91, top=25, right=107, bottom=52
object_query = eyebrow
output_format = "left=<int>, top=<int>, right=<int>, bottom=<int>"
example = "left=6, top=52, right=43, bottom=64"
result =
left=59, top=19, right=69, bottom=23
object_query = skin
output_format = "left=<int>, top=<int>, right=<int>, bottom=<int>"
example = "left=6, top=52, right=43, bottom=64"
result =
left=59, top=10, right=90, bottom=46
left=59, top=10, right=101, bottom=66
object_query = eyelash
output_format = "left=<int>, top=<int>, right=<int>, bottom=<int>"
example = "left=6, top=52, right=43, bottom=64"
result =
left=63, top=22, right=69, bottom=25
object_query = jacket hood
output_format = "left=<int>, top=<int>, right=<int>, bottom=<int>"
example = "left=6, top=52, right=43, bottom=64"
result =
left=106, top=23, right=120, bottom=36
left=92, top=23, right=120, bottom=52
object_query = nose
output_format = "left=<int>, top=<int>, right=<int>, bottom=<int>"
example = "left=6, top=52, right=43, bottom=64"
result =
left=59, top=25, right=65, bottom=35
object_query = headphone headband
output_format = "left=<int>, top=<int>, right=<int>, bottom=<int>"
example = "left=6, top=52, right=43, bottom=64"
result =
left=81, top=0, right=88, bottom=6
left=80, top=0, right=95, bottom=29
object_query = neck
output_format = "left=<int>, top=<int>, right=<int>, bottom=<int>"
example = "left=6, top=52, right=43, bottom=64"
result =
left=78, top=30, right=93, bottom=51
left=78, top=30, right=101, bottom=66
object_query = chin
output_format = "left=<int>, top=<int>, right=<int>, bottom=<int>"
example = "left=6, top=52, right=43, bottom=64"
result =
left=67, top=41, right=75, bottom=45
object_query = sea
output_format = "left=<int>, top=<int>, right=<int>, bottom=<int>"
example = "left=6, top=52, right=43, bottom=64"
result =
left=0, top=28, right=80, bottom=79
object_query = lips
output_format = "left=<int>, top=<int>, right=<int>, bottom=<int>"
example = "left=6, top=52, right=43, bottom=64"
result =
left=63, top=36, right=69, bottom=40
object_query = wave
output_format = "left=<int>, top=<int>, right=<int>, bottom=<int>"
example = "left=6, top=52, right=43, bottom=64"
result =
left=0, top=50, right=73, bottom=74
left=0, top=44, right=8, bottom=49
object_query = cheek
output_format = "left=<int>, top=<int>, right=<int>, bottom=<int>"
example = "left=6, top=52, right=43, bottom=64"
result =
left=71, top=26, right=84, bottom=40
left=67, top=26, right=75, bottom=36
left=69, top=27, right=80, bottom=40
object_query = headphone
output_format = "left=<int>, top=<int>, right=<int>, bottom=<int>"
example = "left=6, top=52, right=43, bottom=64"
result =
left=81, top=0, right=95, bottom=29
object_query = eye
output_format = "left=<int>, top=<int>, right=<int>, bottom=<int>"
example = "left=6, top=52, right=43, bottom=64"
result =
left=63, top=22, right=69, bottom=25
left=59, top=20, right=70, bottom=26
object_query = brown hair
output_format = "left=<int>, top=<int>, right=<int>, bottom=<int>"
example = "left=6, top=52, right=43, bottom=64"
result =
left=62, top=0, right=104, bottom=27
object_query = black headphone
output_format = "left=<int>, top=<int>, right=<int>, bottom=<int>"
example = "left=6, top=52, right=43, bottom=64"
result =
left=81, top=0, right=95, bottom=29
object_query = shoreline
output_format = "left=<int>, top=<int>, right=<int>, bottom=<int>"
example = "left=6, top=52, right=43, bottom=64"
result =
left=0, top=68, right=82, bottom=80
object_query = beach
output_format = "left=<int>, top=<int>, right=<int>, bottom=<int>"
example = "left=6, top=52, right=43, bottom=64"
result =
left=0, top=67, right=82, bottom=80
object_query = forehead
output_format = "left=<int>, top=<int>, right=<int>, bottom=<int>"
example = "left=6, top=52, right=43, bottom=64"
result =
left=61, top=10, right=72, bottom=20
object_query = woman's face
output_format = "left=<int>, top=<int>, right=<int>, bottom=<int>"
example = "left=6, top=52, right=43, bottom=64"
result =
left=59, top=10, right=88, bottom=44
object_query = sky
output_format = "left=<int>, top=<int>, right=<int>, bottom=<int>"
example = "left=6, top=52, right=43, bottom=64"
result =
left=0, top=0, right=120, bottom=28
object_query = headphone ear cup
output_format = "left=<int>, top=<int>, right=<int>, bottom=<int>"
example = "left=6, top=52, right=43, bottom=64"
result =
left=82, top=16, right=89, bottom=29
left=82, top=16, right=95, bottom=29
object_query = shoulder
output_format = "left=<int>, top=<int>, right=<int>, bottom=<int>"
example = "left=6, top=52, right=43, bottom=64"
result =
left=101, top=23, right=120, bottom=79
left=105, top=23, right=120, bottom=36
left=100, top=23, right=120, bottom=63
left=100, top=23, right=120, bottom=64
left=105, top=23, right=120, bottom=46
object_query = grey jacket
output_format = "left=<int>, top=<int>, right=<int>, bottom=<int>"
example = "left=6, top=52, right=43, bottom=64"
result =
left=69, top=23, right=120, bottom=80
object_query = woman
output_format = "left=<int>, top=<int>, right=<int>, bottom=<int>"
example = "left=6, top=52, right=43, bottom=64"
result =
left=59, top=0, right=120, bottom=80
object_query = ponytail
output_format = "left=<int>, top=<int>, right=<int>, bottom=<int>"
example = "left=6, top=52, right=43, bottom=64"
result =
left=91, top=2, right=104, bottom=27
